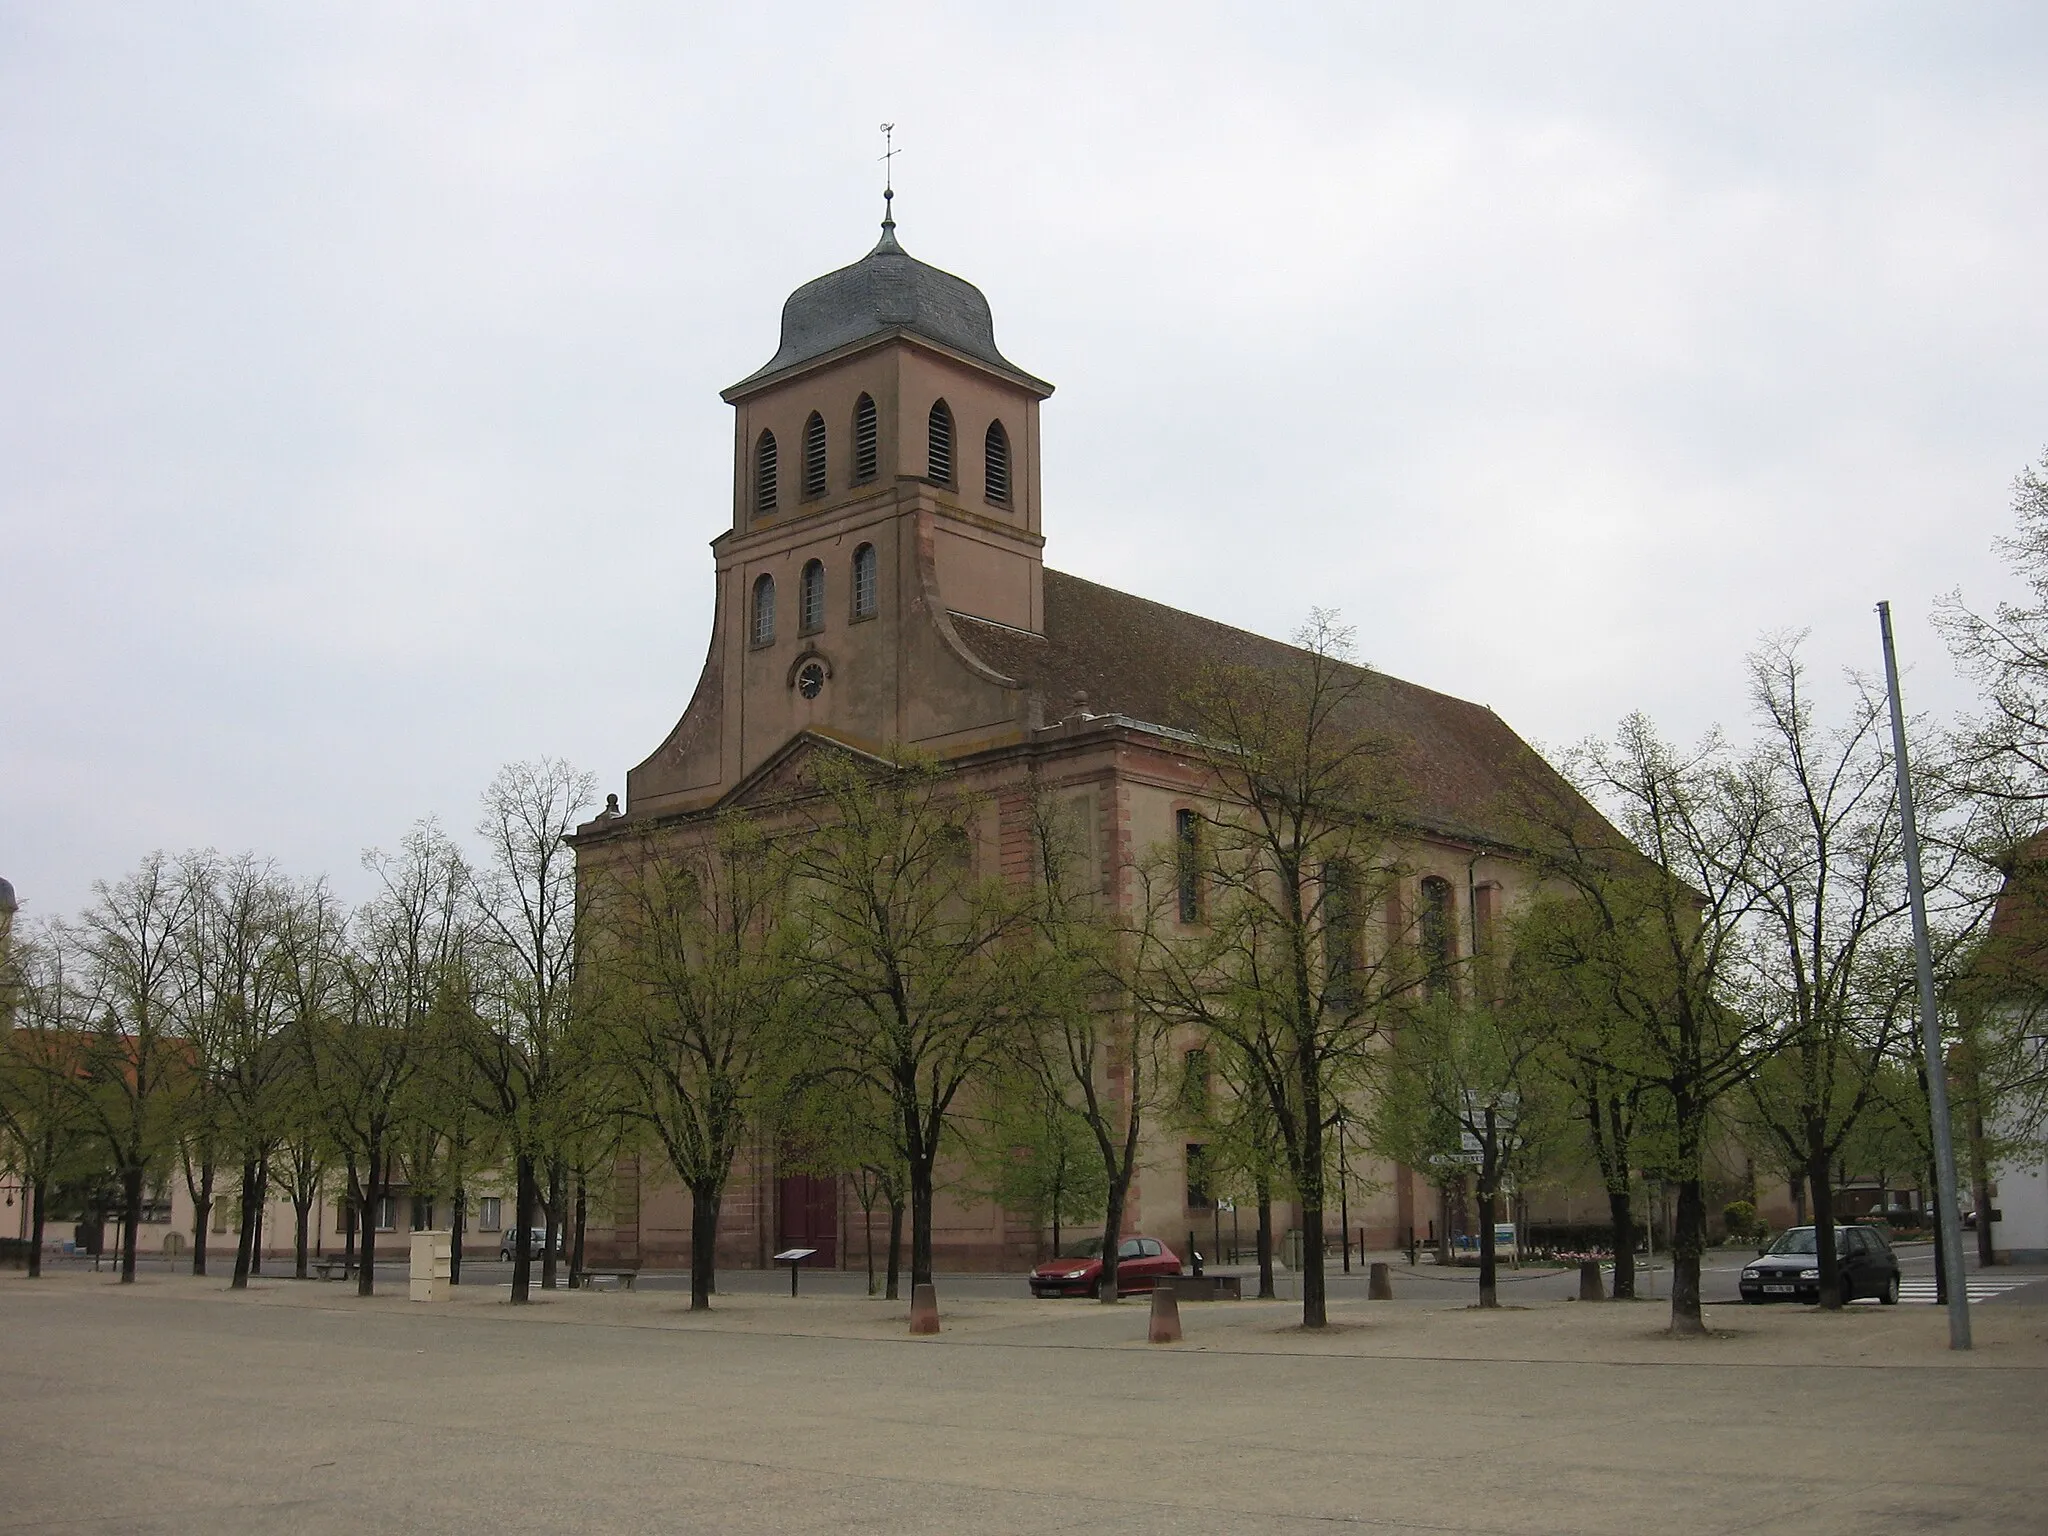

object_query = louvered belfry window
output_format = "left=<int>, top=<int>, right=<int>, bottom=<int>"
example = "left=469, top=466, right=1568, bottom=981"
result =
left=853, top=394, right=879, bottom=483
left=984, top=420, right=1011, bottom=504
left=803, top=413, right=827, bottom=499
left=852, top=542, right=878, bottom=620
left=754, top=430, right=778, bottom=515
left=751, top=574, right=776, bottom=646
left=800, top=559, right=825, bottom=633
left=926, top=400, right=953, bottom=485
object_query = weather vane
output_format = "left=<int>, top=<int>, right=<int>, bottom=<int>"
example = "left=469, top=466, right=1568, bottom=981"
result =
left=879, top=122, right=899, bottom=195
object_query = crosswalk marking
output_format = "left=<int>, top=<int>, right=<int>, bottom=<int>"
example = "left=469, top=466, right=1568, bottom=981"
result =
left=1894, top=1276, right=2037, bottom=1304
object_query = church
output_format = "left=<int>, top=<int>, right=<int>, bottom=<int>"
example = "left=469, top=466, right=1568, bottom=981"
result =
left=571, top=198, right=1573, bottom=1274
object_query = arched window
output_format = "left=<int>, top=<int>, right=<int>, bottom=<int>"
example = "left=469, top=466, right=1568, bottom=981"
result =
left=984, top=419, right=1011, bottom=505
left=1323, top=860, right=1360, bottom=1009
left=802, top=412, right=827, bottom=499
left=754, top=430, right=778, bottom=516
left=799, top=559, right=825, bottom=633
left=1176, top=809, right=1202, bottom=923
left=851, top=542, right=878, bottom=621
left=852, top=394, right=879, bottom=484
left=926, top=399, right=953, bottom=485
left=751, top=574, right=776, bottom=646
left=1419, top=876, right=1455, bottom=1000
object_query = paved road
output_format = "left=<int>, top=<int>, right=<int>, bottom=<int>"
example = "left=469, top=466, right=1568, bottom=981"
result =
left=33, top=1239, right=2048, bottom=1306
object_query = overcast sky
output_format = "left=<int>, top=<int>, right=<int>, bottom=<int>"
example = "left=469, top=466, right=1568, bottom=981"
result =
left=4, top=3, right=2045, bottom=922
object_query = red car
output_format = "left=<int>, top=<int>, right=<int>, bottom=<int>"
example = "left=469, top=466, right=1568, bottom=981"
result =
left=1030, top=1236, right=1184, bottom=1297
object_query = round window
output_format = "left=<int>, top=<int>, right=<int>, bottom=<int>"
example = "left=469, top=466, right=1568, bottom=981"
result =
left=797, top=661, right=826, bottom=700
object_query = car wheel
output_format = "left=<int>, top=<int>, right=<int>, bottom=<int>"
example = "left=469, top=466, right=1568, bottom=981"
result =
left=1880, top=1273, right=1900, bottom=1306
left=1837, top=1276, right=1855, bottom=1306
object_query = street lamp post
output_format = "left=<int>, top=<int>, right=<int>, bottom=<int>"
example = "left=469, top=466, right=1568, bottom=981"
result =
left=1878, top=600, right=1970, bottom=1350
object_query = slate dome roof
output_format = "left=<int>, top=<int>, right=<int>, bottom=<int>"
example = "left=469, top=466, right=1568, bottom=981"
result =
left=728, top=205, right=1039, bottom=394
left=0, top=876, right=15, bottom=913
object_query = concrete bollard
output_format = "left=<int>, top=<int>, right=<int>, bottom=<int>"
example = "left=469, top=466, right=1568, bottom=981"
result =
left=1148, top=1283, right=1183, bottom=1344
left=1367, top=1261, right=1394, bottom=1300
left=1579, top=1259, right=1605, bottom=1302
left=909, top=1282, right=941, bottom=1335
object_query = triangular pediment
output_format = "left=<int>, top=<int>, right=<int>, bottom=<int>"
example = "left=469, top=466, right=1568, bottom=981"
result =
left=715, top=730, right=896, bottom=814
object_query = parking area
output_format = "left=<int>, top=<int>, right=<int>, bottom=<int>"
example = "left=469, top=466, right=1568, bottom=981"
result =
left=5, top=1266, right=2046, bottom=1535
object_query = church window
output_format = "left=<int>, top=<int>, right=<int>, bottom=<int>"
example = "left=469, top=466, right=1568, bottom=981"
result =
left=984, top=420, right=1011, bottom=505
left=799, top=559, right=825, bottom=634
left=852, top=542, right=878, bottom=620
left=853, top=394, right=879, bottom=483
left=1419, top=876, right=1455, bottom=1001
left=926, top=399, right=954, bottom=485
left=754, top=430, right=778, bottom=515
left=1176, top=809, right=1203, bottom=923
left=802, top=413, right=827, bottom=499
left=751, top=574, right=776, bottom=646
left=1324, top=860, right=1360, bottom=1009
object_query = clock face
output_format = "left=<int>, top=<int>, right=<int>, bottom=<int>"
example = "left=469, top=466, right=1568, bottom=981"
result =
left=797, top=661, right=826, bottom=700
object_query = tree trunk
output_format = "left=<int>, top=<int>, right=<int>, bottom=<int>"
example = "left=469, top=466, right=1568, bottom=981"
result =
left=119, top=1164, right=142, bottom=1284
left=1255, top=1180, right=1275, bottom=1300
left=1097, top=1176, right=1127, bottom=1303
left=511, top=1154, right=535, bottom=1304
left=449, top=1187, right=464, bottom=1287
left=294, top=1195, right=312, bottom=1280
left=1808, top=1146, right=1842, bottom=1310
left=355, top=1148, right=381, bottom=1298
left=884, top=1195, right=904, bottom=1302
left=250, top=1155, right=267, bottom=1276
left=190, top=1163, right=214, bottom=1278
left=1435, top=1181, right=1451, bottom=1265
left=542, top=1160, right=563, bottom=1291
left=909, top=1152, right=936, bottom=1291
left=1668, top=1174, right=1706, bottom=1335
left=1928, top=1156, right=1947, bottom=1305
left=569, top=1177, right=587, bottom=1290
left=688, top=1182, right=720, bottom=1311
left=1476, top=1177, right=1499, bottom=1310
left=1607, top=1186, right=1636, bottom=1300
left=232, top=1158, right=260, bottom=1290
left=862, top=1191, right=877, bottom=1296
left=27, top=1178, right=47, bottom=1279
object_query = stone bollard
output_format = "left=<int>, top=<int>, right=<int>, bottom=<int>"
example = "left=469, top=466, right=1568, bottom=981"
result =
left=1579, top=1259, right=1605, bottom=1302
left=1148, top=1283, right=1183, bottom=1344
left=1367, top=1261, right=1394, bottom=1300
left=909, top=1282, right=941, bottom=1335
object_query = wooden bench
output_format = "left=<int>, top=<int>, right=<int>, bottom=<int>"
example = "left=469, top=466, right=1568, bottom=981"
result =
left=579, top=1269, right=638, bottom=1292
left=311, top=1259, right=358, bottom=1282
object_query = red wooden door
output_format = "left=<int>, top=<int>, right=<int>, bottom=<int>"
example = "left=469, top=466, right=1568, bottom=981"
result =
left=777, top=1174, right=837, bottom=1266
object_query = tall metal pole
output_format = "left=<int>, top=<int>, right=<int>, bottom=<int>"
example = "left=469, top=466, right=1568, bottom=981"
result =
left=1877, top=601, right=1971, bottom=1349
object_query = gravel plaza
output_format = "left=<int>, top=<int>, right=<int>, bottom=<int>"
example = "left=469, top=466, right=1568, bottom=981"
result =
left=5, top=1268, right=2047, bottom=1535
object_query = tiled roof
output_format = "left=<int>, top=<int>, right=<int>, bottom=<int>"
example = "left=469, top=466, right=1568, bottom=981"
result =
left=953, top=570, right=1572, bottom=846
left=1973, top=829, right=2048, bottom=992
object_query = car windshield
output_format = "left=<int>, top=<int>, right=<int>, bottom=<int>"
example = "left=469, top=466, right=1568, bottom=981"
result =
left=1766, top=1229, right=1818, bottom=1256
left=1056, top=1237, right=1102, bottom=1260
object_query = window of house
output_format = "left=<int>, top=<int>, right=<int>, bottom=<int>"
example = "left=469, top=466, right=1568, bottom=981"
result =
left=800, top=559, right=825, bottom=634
left=984, top=419, right=1011, bottom=504
left=752, top=573, right=776, bottom=646
left=1181, top=1048, right=1211, bottom=1116
left=1419, top=876, right=1455, bottom=1000
left=1176, top=809, right=1202, bottom=923
left=1185, top=1146, right=1212, bottom=1210
left=853, top=393, right=879, bottom=483
left=852, top=542, right=878, bottom=620
left=803, top=412, right=827, bottom=499
left=754, top=429, right=778, bottom=515
left=478, top=1197, right=502, bottom=1232
left=1324, top=860, right=1360, bottom=1009
left=376, top=1195, right=397, bottom=1232
left=410, top=1198, right=434, bottom=1232
left=210, top=1198, right=227, bottom=1234
left=926, top=399, right=953, bottom=485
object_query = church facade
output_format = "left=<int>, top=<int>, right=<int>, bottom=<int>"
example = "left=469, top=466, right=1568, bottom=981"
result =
left=571, top=206, right=1574, bottom=1274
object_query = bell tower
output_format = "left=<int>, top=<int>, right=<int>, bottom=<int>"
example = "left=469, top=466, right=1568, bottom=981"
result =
left=620, top=201, right=1055, bottom=817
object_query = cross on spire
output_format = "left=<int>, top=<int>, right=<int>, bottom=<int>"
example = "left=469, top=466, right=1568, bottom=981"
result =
left=879, top=122, right=899, bottom=233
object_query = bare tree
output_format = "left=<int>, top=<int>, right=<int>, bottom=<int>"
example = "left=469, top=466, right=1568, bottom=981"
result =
left=587, top=812, right=797, bottom=1310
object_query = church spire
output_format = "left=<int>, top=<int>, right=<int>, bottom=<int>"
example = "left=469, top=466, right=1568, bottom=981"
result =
left=875, top=122, right=903, bottom=253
